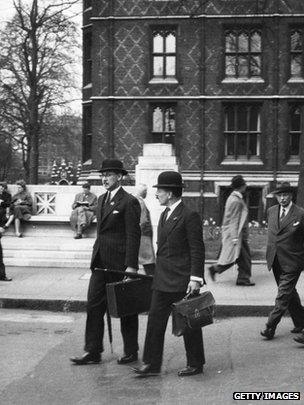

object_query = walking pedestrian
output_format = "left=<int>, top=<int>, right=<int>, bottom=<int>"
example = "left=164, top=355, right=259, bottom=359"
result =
left=70, top=159, right=141, bottom=365
left=133, top=171, right=205, bottom=377
left=209, top=175, right=255, bottom=286
left=261, top=182, right=304, bottom=340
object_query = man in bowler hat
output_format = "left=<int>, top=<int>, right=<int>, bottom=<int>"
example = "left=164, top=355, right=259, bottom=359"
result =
left=71, top=159, right=141, bottom=365
left=209, top=175, right=255, bottom=286
left=133, top=171, right=206, bottom=377
left=261, top=182, right=304, bottom=340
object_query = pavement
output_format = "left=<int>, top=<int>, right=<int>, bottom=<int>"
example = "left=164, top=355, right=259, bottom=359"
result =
left=1, top=310, right=304, bottom=405
left=1, top=262, right=304, bottom=317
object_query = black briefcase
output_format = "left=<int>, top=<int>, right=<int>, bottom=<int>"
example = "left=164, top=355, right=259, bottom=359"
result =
left=106, top=278, right=153, bottom=318
left=172, top=291, right=215, bottom=337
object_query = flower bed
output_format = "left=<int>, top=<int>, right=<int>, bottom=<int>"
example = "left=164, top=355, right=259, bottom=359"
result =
left=203, top=219, right=267, bottom=260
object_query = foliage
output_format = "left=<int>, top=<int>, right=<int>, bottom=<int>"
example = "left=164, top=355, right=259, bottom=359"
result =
left=0, top=0, right=80, bottom=183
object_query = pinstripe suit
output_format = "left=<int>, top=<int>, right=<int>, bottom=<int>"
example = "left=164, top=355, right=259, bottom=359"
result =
left=84, top=187, right=141, bottom=355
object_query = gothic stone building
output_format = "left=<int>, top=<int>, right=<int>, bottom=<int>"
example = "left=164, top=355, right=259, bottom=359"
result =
left=82, top=0, right=304, bottom=223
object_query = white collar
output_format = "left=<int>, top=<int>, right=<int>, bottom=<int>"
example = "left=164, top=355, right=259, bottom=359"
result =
left=108, top=186, right=121, bottom=200
left=166, top=199, right=182, bottom=219
left=280, top=201, right=292, bottom=216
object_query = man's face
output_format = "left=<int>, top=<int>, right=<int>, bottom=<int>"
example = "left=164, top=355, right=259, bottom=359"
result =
left=83, top=187, right=90, bottom=195
left=155, top=188, right=171, bottom=206
left=276, top=192, right=292, bottom=207
left=101, top=171, right=122, bottom=191
left=0, top=185, right=4, bottom=193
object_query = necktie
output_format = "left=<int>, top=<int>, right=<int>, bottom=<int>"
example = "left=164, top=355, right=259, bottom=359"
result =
left=104, top=191, right=111, bottom=206
left=280, top=208, right=286, bottom=221
left=162, top=207, right=170, bottom=226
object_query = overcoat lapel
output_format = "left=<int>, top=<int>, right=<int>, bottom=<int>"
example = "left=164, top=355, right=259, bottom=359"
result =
left=100, top=188, right=124, bottom=226
left=158, top=202, right=184, bottom=246
left=278, top=204, right=297, bottom=233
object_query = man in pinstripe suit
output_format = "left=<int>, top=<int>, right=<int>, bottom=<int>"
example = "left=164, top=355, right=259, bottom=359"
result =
left=71, top=159, right=141, bottom=365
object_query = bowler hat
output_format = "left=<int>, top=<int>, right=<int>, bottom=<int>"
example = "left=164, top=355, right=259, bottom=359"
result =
left=153, top=171, right=184, bottom=188
left=231, top=175, right=246, bottom=190
left=272, top=181, right=294, bottom=194
left=98, top=159, right=128, bottom=175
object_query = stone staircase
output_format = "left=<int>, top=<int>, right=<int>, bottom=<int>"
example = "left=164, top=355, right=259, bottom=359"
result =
left=2, top=226, right=96, bottom=268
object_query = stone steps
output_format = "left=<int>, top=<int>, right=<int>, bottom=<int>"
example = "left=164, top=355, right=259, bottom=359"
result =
left=2, top=236, right=94, bottom=268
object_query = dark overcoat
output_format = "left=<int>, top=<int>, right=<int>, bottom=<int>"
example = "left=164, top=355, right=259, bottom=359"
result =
left=266, top=203, right=304, bottom=272
left=90, top=187, right=141, bottom=271
left=153, top=202, right=205, bottom=292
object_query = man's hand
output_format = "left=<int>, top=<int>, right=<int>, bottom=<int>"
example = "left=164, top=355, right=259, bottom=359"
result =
left=232, top=238, right=238, bottom=245
left=186, top=280, right=201, bottom=294
left=124, top=267, right=137, bottom=281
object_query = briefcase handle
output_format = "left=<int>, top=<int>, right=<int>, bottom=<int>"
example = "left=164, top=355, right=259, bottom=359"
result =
left=183, top=290, right=200, bottom=300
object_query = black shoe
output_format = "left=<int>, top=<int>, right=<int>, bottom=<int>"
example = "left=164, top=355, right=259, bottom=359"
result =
left=132, top=364, right=160, bottom=377
left=74, top=234, right=82, bottom=239
left=178, top=366, right=203, bottom=377
left=294, top=334, right=304, bottom=344
left=117, top=353, right=138, bottom=365
left=236, top=280, right=255, bottom=286
left=0, top=277, right=12, bottom=282
left=208, top=266, right=216, bottom=281
left=291, top=326, right=304, bottom=334
left=70, top=352, right=101, bottom=365
left=260, top=327, right=275, bottom=340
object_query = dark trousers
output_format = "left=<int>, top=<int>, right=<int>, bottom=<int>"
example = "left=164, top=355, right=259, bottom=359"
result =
left=214, top=239, right=251, bottom=283
left=267, top=256, right=304, bottom=329
left=143, top=290, right=205, bottom=371
left=0, top=238, right=6, bottom=280
left=84, top=270, right=138, bottom=355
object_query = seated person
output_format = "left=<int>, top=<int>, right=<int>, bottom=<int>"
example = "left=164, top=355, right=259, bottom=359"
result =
left=70, top=183, right=97, bottom=239
left=0, top=182, right=13, bottom=229
left=9, top=180, right=33, bottom=237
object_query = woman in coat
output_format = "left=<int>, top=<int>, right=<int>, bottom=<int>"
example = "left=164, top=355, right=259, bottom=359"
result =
left=9, top=180, right=33, bottom=237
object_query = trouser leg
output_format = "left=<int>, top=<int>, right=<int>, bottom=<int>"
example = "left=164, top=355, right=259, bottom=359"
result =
left=267, top=267, right=301, bottom=329
left=0, top=239, right=6, bottom=279
left=120, top=315, right=139, bottom=356
left=183, top=327, right=205, bottom=368
left=143, top=290, right=183, bottom=370
left=236, top=239, right=252, bottom=283
left=84, top=270, right=107, bottom=353
left=269, top=258, right=304, bottom=328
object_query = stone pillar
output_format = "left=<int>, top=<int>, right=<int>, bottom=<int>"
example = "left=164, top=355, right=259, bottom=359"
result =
left=135, top=143, right=179, bottom=245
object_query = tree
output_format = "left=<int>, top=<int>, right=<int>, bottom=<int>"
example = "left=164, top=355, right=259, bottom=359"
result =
left=0, top=0, right=80, bottom=183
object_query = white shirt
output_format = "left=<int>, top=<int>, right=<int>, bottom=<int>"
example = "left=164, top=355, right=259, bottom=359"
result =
left=166, top=199, right=182, bottom=220
left=165, top=199, right=203, bottom=286
left=107, top=186, right=121, bottom=201
left=280, top=201, right=292, bottom=218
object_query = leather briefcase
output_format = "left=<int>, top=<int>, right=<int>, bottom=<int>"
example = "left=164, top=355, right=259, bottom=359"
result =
left=106, top=278, right=152, bottom=318
left=172, top=291, right=215, bottom=337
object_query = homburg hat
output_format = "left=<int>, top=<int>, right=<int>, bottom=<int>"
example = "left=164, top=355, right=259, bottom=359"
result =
left=231, top=175, right=246, bottom=190
left=153, top=171, right=185, bottom=189
left=98, top=159, right=128, bottom=176
left=272, top=181, right=294, bottom=194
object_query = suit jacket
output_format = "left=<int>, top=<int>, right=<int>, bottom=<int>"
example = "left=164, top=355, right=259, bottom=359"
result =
left=153, top=201, right=205, bottom=293
left=217, top=191, right=248, bottom=265
left=72, top=191, right=97, bottom=211
left=90, top=187, right=141, bottom=271
left=266, top=203, right=304, bottom=272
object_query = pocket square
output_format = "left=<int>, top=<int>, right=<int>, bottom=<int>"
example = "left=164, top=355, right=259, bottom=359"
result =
left=293, top=221, right=300, bottom=226
left=113, top=210, right=119, bottom=214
